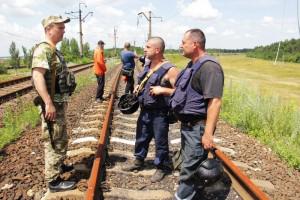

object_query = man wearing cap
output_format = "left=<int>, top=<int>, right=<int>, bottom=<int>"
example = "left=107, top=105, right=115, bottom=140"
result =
left=93, top=40, right=107, bottom=102
left=31, top=15, right=76, bottom=193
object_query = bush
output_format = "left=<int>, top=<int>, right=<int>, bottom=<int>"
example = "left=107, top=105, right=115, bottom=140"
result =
left=0, top=64, right=7, bottom=74
left=221, top=80, right=300, bottom=169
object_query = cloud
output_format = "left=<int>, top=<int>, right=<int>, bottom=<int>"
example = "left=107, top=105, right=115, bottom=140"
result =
left=222, top=30, right=235, bottom=36
left=0, top=2, right=40, bottom=17
left=95, top=5, right=124, bottom=17
left=178, top=0, right=221, bottom=20
left=262, top=16, right=273, bottom=24
left=205, top=26, right=217, bottom=34
left=0, top=14, right=5, bottom=24
left=244, top=33, right=254, bottom=38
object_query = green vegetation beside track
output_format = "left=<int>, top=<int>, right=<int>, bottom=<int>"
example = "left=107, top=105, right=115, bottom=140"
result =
left=166, top=53, right=300, bottom=169
left=0, top=59, right=119, bottom=152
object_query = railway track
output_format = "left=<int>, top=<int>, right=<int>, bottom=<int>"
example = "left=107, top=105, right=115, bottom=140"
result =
left=0, top=61, right=288, bottom=200
left=2, top=62, right=298, bottom=200
left=38, top=64, right=269, bottom=200
left=0, top=63, right=93, bottom=105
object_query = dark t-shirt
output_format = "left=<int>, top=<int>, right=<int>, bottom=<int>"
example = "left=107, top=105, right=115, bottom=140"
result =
left=191, top=61, right=224, bottom=99
left=121, top=50, right=135, bottom=70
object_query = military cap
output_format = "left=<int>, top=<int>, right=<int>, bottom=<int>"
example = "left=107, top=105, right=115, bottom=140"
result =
left=42, top=15, right=70, bottom=28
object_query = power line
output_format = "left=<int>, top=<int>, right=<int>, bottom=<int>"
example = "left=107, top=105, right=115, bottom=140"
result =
left=0, top=31, right=36, bottom=42
left=65, top=2, right=93, bottom=57
left=137, top=11, right=162, bottom=39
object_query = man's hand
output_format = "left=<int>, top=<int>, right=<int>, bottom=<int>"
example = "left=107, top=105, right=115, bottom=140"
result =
left=202, top=133, right=214, bottom=150
left=149, top=86, right=163, bottom=96
left=45, top=102, right=56, bottom=121
left=133, top=85, right=140, bottom=94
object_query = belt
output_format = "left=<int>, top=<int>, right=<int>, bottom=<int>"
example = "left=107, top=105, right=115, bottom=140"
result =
left=181, top=119, right=206, bottom=127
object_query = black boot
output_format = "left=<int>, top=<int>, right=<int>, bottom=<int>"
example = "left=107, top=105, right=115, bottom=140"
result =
left=122, top=158, right=144, bottom=171
left=48, top=177, right=76, bottom=192
left=60, top=164, right=74, bottom=173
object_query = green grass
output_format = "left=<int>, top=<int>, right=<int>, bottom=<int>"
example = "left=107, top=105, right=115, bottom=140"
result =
left=218, top=54, right=300, bottom=104
left=0, top=99, right=40, bottom=149
left=165, top=54, right=189, bottom=68
left=0, top=68, right=31, bottom=82
left=222, top=82, right=300, bottom=169
left=165, top=53, right=300, bottom=169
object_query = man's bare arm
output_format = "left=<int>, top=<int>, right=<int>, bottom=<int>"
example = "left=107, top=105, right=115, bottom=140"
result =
left=149, top=66, right=179, bottom=96
left=32, top=68, right=56, bottom=121
left=202, top=98, right=222, bottom=149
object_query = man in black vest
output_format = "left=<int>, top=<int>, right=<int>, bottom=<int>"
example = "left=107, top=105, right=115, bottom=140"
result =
left=171, top=29, right=224, bottom=200
left=122, top=37, right=179, bottom=183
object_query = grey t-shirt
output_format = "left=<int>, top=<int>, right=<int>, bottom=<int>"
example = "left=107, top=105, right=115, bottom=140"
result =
left=191, top=61, right=224, bottom=99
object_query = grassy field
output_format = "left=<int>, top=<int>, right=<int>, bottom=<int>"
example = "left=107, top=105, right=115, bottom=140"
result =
left=165, top=53, right=300, bottom=169
left=0, top=68, right=31, bottom=82
left=218, top=54, right=300, bottom=104
left=166, top=53, right=300, bottom=104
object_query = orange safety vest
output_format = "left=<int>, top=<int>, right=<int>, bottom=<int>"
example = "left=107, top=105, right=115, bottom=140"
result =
left=93, top=47, right=106, bottom=75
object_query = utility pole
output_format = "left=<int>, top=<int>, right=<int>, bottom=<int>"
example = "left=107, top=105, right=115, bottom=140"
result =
left=138, top=11, right=162, bottom=39
left=66, top=2, right=93, bottom=57
left=113, top=27, right=117, bottom=56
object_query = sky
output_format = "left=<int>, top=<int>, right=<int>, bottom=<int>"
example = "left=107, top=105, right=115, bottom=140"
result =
left=0, top=0, right=299, bottom=56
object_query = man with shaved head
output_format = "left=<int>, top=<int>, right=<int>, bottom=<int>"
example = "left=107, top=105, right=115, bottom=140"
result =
left=123, top=37, right=179, bottom=183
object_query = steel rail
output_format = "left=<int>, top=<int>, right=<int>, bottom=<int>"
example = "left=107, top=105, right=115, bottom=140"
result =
left=0, top=64, right=92, bottom=104
left=86, top=66, right=121, bottom=200
left=84, top=61, right=269, bottom=199
left=215, top=148, right=269, bottom=200
left=0, top=62, right=93, bottom=88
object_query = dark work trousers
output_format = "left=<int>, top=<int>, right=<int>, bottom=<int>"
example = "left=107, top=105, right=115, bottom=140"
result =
left=96, top=74, right=105, bottom=99
left=134, top=109, right=170, bottom=168
left=125, top=75, right=134, bottom=94
left=175, top=121, right=208, bottom=200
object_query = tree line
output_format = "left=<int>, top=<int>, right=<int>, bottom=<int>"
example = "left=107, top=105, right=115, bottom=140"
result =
left=246, top=38, right=300, bottom=63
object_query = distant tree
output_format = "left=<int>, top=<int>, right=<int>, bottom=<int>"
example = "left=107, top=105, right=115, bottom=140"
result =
left=60, top=38, right=71, bottom=62
left=70, top=38, right=80, bottom=60
left=247, top=38, right=300, bottom=63
left=27, top=47, right=34, bottom=68
left=0, top=63, right=7, bottom=74
left=22, top=46, right=31, bottom=68
left=83, top=42, right=91, bottom=58
left=9, top=41, right=20, bottom=71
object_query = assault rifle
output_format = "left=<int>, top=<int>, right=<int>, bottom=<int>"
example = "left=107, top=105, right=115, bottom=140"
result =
left=33, top=96, right=55, bottom=149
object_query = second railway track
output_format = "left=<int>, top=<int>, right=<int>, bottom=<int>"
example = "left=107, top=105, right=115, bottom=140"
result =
left=0, top=63, right=93, bottom=105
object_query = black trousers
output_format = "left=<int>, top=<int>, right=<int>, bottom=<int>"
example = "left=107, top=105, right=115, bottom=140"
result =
left=125, top=75, right=134, bottom=94
left=96, top=74, right=105, bottom=99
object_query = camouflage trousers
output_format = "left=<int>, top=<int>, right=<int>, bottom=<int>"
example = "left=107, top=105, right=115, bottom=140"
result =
left=39, top=103, right=68, bottom=183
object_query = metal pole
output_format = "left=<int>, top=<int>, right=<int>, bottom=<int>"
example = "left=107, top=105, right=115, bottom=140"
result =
left=114, top=27, right=117, bottom=56
left=148, top=11, right=152, bottom=39
left=79, top=4, right=83, bottom=57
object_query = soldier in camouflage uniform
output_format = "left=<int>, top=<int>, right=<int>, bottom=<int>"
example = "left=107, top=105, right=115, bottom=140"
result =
left=31, top=15, right=76, bottom=193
